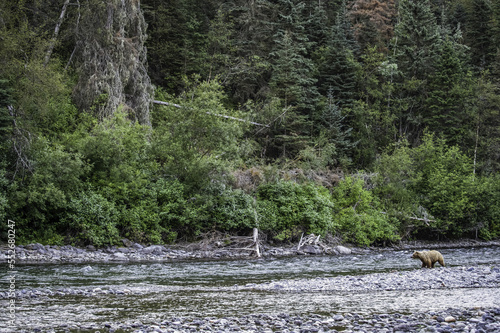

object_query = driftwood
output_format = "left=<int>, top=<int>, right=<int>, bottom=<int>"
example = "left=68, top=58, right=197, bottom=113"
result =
left=297, top=233, right=332, bottom=254
left=194, top=228, right=262, bottom=257
left=153, top=100, right=269, bottom=128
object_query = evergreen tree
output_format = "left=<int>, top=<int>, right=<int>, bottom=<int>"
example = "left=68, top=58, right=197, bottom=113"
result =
left=142, top=0, right=215, bottom=91
left=393, top=0, right=440, bottom=80
left=463, top=0, right=494, bottom=69
left=425, top=27, right=471, bottom=147
left=315, top=0, right=359, bottom=108
left=268, top=0, right=320, bottom=158
left=392, top=0, right=440, bottom=143
left=218, top=0, right=275, bottom=104
left=318, top=88, right=356, bottom=161
left=72, top=0, right=153, bottom=125
left=0, top=79, right=13, bottom=142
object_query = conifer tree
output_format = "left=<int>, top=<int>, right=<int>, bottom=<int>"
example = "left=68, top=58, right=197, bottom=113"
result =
left=392, top=0, right=440, bottom=142
left=425, top=31, right=471, bottom=146
left=316, top=0, right=359, bottom=108
left=268, top=0, right=320, bottom=158
left=393, top=0, right=440, bottom=80
left=464, top=0, right=494, bottom=69
left=318, top=88, right=356, bottom=159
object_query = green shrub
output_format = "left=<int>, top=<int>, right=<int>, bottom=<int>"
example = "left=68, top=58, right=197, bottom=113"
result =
left=63, top=190, right=120, bottom=247
left=206, top=184, right=257, bottom=232
left=256, top=181, right=335, bottom=241
left=332, top=176, right=399, bottom=246
left=154, top=178, right=192, bottom=242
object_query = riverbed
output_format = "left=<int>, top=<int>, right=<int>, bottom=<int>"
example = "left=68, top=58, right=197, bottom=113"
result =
left=1, top=246, right=499, bottom=332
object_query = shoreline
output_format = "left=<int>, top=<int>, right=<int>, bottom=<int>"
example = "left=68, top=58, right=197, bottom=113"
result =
left=0, top=238, right=499, bottom=264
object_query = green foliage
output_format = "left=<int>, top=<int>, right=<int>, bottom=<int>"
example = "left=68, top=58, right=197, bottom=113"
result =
left=425, top=31, right=472, bottom=147
left=63, top=190, right=120, bottom=247
left=257, top=181, right=335, bottom=242
left=9, top=138, right=88, bottom=240
left=203, top=184, right=257, bottom=232
left=2, top=0, right=500, bottom=246
left=152, top=77, right=244, bottom=189
left=375, top=132, right=499, bottom=240
left=0, top=165, right=8, bottom=231
left=154, top=178, right=192, bottom=242
left=470, top=175, right=500, bottom=239
left=332, top=176, right=399, bottom=246
left=315, top=1, right=359, bottom=107
left=411, top=133, right=474, bottom=234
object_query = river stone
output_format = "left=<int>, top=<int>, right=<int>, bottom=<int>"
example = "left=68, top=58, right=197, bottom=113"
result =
left=112, top=252, right=128, bottom=260
left=142, top=245, right=165, bottom=254
left=445, top=316, right=456, bottom=322
left=86, top=245, right=96, bottom=251
left=122, top=238, right=134, bottom=247
left=335, top=245, right=352, bottom=254
left=26, top=243, right=45, bottom=251
left=302, top=245, right=322, bottom=255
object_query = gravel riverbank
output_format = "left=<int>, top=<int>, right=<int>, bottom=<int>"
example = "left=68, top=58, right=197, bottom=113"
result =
left=106, top=308, right=500, bottom=333
left=1, top=239, right=499, bottom=264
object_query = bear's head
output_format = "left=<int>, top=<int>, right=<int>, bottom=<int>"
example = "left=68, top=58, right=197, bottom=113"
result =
left=412, top=251, right=420, bottom=258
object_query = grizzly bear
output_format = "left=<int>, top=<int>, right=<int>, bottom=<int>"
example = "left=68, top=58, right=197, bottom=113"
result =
left=412, top=250, right=445, bottom=268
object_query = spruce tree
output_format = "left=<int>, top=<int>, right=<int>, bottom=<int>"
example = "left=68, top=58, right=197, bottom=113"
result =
left=349, top=0, right=396, bottom=53
left=392, top=0, right=440, bottom=143
left=464, top=0, right=494, bottom=69
left=318, top=88, right=356, bottom=160
left=73, top=0, right=153, bottom=125
left=425, top=31, right=471, bottom=146
left=316, top=0, right=359, bottom=108
left=393, top=0, right=440, bottom=80
left=268, top=0, right=320, bottom=158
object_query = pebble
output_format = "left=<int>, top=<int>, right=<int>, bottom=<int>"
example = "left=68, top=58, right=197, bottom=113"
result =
left=23, top=309, right=492, bottom=333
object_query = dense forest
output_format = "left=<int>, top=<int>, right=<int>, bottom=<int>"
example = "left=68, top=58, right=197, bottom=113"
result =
left=0, top=0, right=499, bottom=247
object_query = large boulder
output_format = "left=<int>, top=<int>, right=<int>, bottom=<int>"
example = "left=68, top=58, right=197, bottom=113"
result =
left=335, top=245, right=352, bottom=255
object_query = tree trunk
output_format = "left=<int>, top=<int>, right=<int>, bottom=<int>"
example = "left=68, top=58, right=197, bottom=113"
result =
left=44, top=0, right=71, bottom=67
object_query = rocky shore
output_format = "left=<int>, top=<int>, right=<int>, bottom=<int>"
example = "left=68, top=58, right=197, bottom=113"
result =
left=1, top=239, right=499, bottom=264
left=95, top=308, right=500, bottom=333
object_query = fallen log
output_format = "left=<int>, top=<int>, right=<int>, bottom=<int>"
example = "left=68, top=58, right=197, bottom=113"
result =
left=153, top=100, right=269, bottom=127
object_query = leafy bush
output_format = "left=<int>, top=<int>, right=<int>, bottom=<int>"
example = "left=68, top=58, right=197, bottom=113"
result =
left=332, top=176, right=399, bottom=246
left=204, top=184, right=257, bottom=232
left=256, top=181, right=335, bottom=241
left=468, top=175, right=500, bottom=240
left=63, top=190, right=120, bottom=247
left=154, top=178, right=195, bottom=242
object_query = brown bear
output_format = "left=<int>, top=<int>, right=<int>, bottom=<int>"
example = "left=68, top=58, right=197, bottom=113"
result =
left=412, top=250, right=445, bottom=268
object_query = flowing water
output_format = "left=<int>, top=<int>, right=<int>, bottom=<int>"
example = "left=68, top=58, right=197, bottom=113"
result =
left=2, top=247, right=500, bottom=331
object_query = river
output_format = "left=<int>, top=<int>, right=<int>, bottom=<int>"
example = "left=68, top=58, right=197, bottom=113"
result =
left=1, top=246, right=499, bottom=332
